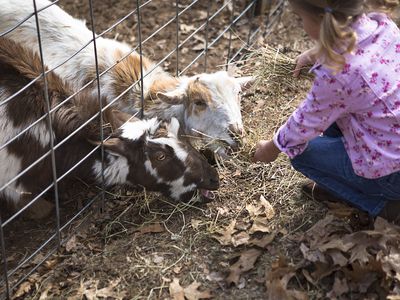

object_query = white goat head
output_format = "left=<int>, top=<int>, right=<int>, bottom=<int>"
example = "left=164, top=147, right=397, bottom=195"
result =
left=102, top=116, right=220, bottom=202
left=157, top=71, right=253, bottom=154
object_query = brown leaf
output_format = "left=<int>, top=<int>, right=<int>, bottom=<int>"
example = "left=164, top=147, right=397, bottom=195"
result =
left=138, top=222, right=165, bottom=235
left=232, top=231, right=251, bottom=247
left=342, top=261, right=380, bottom=293
left=213, top=219, right=236, bottom=246
left=249, top=233, right=276, bottom=248
left=184, top=281, right=212, bottom=300
left=65, top=235, right=77, bottom=252
left=191, top=219, right=202, bottom=230
left=169, top=278, right=185, bottom=300
left=226, top=248, right=262, bottom=285
left=81, top=279, right=126, bottom=300
left=14, top=281, right=32, bottom=298
left=259, top=195, right=275, bottom=219
left=311, top=262, right=338, bottom=281
left=327, top=249, right=349, bottom=267
left=96, top=279, right=126, bottom=299
left=349, top=243, right=372, bottom=264
left=265, top=257, right=308, bottom=300
left=246, top=195, right=275, bottom=220
left=246, top=196, right=274, bottom=234
left=170, top=279, right=211, bottom=300
left=380, top=251, right=400, bottom=281
left=249, top=218, right=271, bottom=234
left=326, top=276, right=349, bottom=299
left=179, top=24, right=196, bottom=34
left=300, top=243, right=327, bottom=263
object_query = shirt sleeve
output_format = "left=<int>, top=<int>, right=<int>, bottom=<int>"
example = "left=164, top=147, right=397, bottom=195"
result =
left=273, top=72, right=352, bottom=158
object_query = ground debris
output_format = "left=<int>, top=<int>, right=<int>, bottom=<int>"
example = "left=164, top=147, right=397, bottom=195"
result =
left=271, top=214, right=400, bottom=299
left=169, top=278, right=212, bottom=300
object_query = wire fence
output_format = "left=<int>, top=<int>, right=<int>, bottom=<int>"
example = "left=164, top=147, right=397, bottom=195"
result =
left=0, top=0, right=284, bottom=298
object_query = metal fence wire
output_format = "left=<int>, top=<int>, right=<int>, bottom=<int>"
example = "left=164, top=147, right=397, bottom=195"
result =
left=0, top=0, right=284, bottom=298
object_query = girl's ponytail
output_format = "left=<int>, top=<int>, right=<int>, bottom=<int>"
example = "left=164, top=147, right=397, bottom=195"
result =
left=319, top=11, right=357, bottom=69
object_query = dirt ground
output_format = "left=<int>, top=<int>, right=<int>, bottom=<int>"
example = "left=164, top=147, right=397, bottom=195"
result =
left=3, top=1, right=400, bottom=299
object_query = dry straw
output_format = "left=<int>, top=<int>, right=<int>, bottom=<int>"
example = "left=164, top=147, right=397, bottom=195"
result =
left=249, top=45, right=314, bottom=90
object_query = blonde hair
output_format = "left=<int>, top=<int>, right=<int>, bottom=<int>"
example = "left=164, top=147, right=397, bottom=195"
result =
left=289, top=0, right=399, bottom=70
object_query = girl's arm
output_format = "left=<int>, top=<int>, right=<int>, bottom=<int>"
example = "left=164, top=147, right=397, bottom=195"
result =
left=274, top=71, right=352, bottom=158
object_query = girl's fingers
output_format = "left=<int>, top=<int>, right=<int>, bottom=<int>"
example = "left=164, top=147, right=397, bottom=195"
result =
left=293, top=61, right=303, bottom=77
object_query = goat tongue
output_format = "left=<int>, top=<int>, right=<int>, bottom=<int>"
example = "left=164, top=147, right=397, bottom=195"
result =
left=200, top=189, right=215, bottom=200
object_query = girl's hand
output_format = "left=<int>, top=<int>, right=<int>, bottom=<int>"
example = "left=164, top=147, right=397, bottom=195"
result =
left=293, top=47, right=317, bottom=77
left=253, top=140, right=281, bottom=163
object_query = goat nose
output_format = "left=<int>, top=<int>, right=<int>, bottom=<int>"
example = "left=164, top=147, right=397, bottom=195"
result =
left=228, top=124, right=244, bottom=150
left=228, top=124, right=244, bottom=137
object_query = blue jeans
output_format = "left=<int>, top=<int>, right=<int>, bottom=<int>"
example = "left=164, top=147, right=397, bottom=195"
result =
left=291, top=123, right=400, bottom=216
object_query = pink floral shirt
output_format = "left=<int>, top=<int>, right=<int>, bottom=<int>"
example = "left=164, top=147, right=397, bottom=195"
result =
left=273, top=13, right=400, bottom=179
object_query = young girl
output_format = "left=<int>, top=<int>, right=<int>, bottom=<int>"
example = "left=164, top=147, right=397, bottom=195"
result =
left=253, top=0, right=400, bottom=224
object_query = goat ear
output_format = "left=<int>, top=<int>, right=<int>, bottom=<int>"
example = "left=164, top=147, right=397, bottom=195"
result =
left=89, top=138, right=126, bottom=156
left=108, top=109, right=137, bottom=130
left=166, top=117, right=181, bottom=137
left=236, top=76, right=255, bottom=91
left=156, top=89, right=187, bottom=105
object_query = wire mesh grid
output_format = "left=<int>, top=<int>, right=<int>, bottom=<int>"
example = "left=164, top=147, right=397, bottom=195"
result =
left=0, top=0, right=284, bottom=298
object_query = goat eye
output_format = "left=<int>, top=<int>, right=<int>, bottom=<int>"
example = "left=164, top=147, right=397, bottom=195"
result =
left=157, top=152, right=166, bottom=161
left=194, top=100, right=206, bottom=106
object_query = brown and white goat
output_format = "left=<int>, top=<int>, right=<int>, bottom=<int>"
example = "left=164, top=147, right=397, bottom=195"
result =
left=0, top=0, right=253, bottom=154
left=0, top=37, right=219, bottom=218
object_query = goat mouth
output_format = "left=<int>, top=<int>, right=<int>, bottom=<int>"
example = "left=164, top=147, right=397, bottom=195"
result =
left=199, top=189, right=216, bottom=200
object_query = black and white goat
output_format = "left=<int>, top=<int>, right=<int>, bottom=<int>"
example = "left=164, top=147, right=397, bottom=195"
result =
left=0, top=0, right=253, bottom=154
left=0, top=37, right=219, bottom=218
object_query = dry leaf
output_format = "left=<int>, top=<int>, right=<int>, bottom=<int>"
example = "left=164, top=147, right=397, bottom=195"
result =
left=246, top=195, right=275, bottom=220
left=179, top=24, right=196, bottom=34
left=249, top=233, right=276, bottom=248
left=259, top=195, right=275, bottom=219
left=138, top=222, right=165, bottom=234
left=326, top=249, right=348, bottom=267
left=381, top=251, right=400, bottom=281
left=169, top=278, right=185, bottom=300
left=300, top=243, right=327, bottom=264
left=265, top=257, right=307, bottom=300
left=232, top=231, right=250, bottom=247
left=184, top=281, right=212, bottom=300
left=38, top=284, right=52, bottom=300
left=96, top=279, right=125, bottom=299
left=14, top=281, right=32, bottom=298
left=78, top=279, right=126, bottom=300
left=327, top=276, right=349, bottom=299
left=191, top=219, right=202, bottom=230
left=226, top=248, right=262, bottom=285
left=170, top=279, right=211, bottom=300
left=213, top=219, right=236, bottom=246
left=249, top=218, right=271, bottom=234
left=65, top=235, right=77, bottom=252
left=246, top=196, right=275, bottom=234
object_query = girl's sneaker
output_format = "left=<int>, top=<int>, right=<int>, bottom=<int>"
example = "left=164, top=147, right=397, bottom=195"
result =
left=378, top=201, right=400, bottom=225
left=301, top=181, right=344, bottom=203
left=301, top=181, right=372, bottom=228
